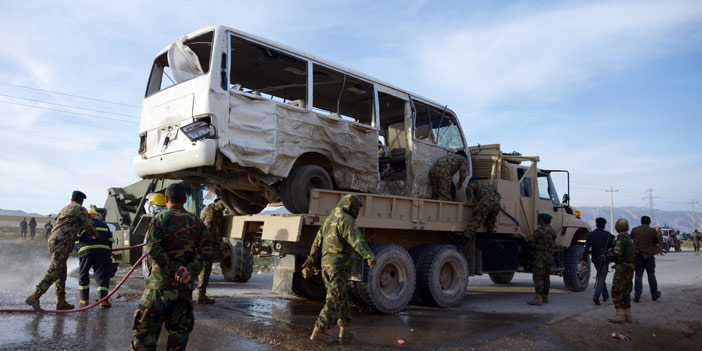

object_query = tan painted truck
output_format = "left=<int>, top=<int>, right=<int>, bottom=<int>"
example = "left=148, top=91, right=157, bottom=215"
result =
left=222, top=144, right=592, bottom=314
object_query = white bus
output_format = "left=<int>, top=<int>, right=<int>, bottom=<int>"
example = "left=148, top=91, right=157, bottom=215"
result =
left=134, top=25, right=469, bottom=214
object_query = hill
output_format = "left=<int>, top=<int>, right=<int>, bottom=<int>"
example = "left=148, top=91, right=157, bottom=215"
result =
left=577, top=206, right=700, bottom=233
left=0, top=209, right=45, bottom=217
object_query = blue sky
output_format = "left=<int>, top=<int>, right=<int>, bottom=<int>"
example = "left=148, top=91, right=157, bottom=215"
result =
left=0, top=0, right=701, bottom=215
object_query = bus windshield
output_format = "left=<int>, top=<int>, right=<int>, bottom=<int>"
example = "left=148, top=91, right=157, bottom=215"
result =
left=145, top=31, right=213, bottom=97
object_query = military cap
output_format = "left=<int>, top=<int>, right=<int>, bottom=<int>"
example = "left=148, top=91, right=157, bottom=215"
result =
left=71, top=190, right=87, bottom=201
left=539, top=214, right=553, bottom=221
left=469, top=175, right=481, bottom=182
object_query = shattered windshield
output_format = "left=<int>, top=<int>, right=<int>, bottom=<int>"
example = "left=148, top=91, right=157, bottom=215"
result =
left=145, top=31, right=213, bottom=97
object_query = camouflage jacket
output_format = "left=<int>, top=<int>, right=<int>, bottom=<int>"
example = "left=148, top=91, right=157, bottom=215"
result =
left=532, top=224, right=556, bottom=260
left=28, top=218, right=37, bottom=229
left=76, top=219, right=113, bottom=257
left=305, top=195, right=376, bottom=269
left=19, top=220, right=27, bottom=229
left=200, top=201, right=225, bottom=242
left=431, top=154, right=467, bottom=183
left=145, top=205, right=213, bottom=291
left=606, top=233, right=635, bottom=268
left=466, top=180, right=502, bottom=204
left=50, top=202, right=98, bottom=243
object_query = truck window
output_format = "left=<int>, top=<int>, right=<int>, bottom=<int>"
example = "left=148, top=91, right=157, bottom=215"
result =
left=517, top=168, right=532, bottom=197
left=145, top=31, right=213, bottom=97
left=312, top=65, right=375, bottom=125
left=413, top=100, right=464, bottom=150
left=229, top=35, right=307, bottom=104
left=537, top=176, right=550, bottom=199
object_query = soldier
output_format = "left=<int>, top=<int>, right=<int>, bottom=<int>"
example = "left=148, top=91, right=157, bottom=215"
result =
left=25, top=191, right=99, bottom=312
left=429, top=150, right=468, bottom=201
left=76, top=209, right=113, bottom=308
left=606, top=218, right=636, bottom=323
left=197, top=198, right=225, bottom=304
left=464, top=176, right=502, bottom=237
left=44, top=220, right=53, bottom=240
left=582, top=217, right=615, bottom=305
left=631, top=216, right=662, bottom=302
left=527, top=214, right=555, bottom=306
left=131, top=183, right=213, bottom=351
left=19, top=218, right=27, bottom=239
left=693, top=229, right=701, bottom=256
left=302, top=194, right=376, bottom=344
left=29, top=217, right=37, bottom=239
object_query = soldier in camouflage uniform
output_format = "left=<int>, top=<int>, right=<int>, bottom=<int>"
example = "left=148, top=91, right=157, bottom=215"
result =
left=429, top=150, right=468, bottom=201
left=197, top=198, right=225, bottom=304
left=131, top=184, right=213, bottom=351
left=527, top=214, right=555, bottom=306
left=19, top=218, right=28, bottom=239
left=464, top=176, right=502, bottom=237
left=606, top=218, right=636, bottom=324
left=303, top=194, right=376, bottom=344
left=693, top=229, right=701, bottom=256
left=25, top=191, right=99, bottom=312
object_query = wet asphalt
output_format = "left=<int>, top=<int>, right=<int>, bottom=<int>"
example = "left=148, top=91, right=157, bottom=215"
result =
left=1, top=248, right=700, bottom=350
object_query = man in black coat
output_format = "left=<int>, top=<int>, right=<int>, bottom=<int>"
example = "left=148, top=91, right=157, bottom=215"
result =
left=583, top=217, right=615, bottom=305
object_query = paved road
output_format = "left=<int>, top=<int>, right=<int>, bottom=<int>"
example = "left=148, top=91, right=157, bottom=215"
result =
left=1, top=248, right=700, bottom=350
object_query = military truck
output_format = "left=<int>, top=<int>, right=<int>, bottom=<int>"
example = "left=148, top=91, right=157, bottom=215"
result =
left=97, top=179, right=253, bottom=282
left=658, top=226, right=681, bottom=252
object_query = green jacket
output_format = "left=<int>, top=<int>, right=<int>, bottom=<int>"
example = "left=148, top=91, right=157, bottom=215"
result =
left=305, top=195, right=376, bottom=269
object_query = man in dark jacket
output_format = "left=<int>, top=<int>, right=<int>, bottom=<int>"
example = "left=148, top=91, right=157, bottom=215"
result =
left=76, top=209, right=113, bottom=308
left=630, top=216, right=662, bottom=302
left=583, top=217, right=615, bottom=305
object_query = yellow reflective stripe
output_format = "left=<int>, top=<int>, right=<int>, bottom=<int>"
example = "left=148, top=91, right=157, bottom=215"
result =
left=97, top=227, right=109, bottom=232
left=79, top=285, right=89, bottom=290
left=108, top=238, right=114, bottom=242
left=97, top=287, right=109, bottom=291
left=77, top=244, right=111, bottom=253
left=75, top=241, right=79, bottom=244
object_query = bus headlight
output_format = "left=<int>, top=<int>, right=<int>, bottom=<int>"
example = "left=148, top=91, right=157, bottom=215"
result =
left=180, top=120, right=215, bottom=141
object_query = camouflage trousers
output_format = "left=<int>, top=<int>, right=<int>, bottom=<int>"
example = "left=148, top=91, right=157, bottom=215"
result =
left=430, top=168, right=453, bottom=201
left=612, top=263, right=634, bottom=309
left=532, top=256, right=552, bottom=294
left=34, top=238, right=73, bottom=298
left=131, top=288, right=194, bottom=351
left=198, top=259, right=213, bottom=294
left=464, top=200, right=499, bottom=237
left=315, top=266, right=351, bottom=330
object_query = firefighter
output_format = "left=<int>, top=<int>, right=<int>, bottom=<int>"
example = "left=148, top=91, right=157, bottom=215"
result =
left=76, top=209, right=113, bottom=308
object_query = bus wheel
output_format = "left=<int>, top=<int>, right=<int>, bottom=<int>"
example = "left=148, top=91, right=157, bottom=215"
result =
left=221, top=240, right=254, bottom=283
left=563, top=245, right=589, bottom=292
left=221, top=190, right=266, bottom=215
left=489, top=272, right=515, bottom=284
left=416, top=245, right=468, bottom=307
left=291, top=255, right=326, bottom=300
left=356, top=244, right=415, bottom=314
left=282, top=165, right=333, bottom=214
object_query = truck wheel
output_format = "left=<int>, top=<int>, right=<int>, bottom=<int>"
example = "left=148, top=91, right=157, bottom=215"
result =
left=280, top=167, right=300, bottom=213
left=563, top=245, right=590, bottom=292
left=221, top=240, right=254, bottom=282
left=284, top=165, right=333, bottom=214
left=221, top=190, right=266, bottom=215
left=291, top=255, right=326, bottom=300
left=489, top=272, right=515, bottom=284
left=416, top=245, right=468, bottom=307
left=409, top=245, right=431, bottom=305
left=355, top=244, right=416, bottom=314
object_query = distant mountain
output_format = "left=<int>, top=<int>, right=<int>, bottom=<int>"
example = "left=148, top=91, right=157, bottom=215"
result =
left=577, top=206, right=700, bottom=233
left=0, top=208, right=45, bottom=217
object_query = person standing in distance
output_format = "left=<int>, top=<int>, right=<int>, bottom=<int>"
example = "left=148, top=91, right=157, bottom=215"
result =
left=527, top=214, right=556, bottom=306
left=583, top=217, right=615, bottom=305
left=303, top=194, right=376, bottom=344
left=693, top=229, right=701, bottom=256
left=44, top=220, right=53, bottom=240
left=630, top=216, right=662, bottom=302
left=606, top=218, right=636, bottom=323
left=131, top=184, right=213, bottom=351
left=29, top=217, right=37, bottom=239
left=19, top=218, right=28, bottom=239
left=197, top=198, right=225, bottom=304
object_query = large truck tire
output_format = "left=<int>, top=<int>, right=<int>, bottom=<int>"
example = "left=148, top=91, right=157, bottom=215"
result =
left=354, top=244, right=416, bottom=314
left=221, top=190, right=266, bottom=215
left=563, top=245, right=590, bottom=292
left=409, top=245, right=432, bottom=305
left=282, top=165, right=333, bottom=214
left=415, top=245, right=468, bottom=308
left=221, top=240, right=254, bottom=282
left=291, top=255, right=326, bottom=300
left=489, top=272, right=515, bottom=284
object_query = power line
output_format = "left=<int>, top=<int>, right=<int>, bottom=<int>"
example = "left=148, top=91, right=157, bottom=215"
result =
left=0, top=93, right=139, bottom=119
left=0, top=99, right=138, bottom=124
left=643, top=188, right=658, bottom=222
left=0, top=81, right=140, bottom=108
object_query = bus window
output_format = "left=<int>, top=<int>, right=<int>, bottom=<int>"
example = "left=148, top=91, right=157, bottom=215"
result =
left=145, top=31, right=213, bottom=97
left=413, top=100, right=464, bottom=150
left=312, top=65, right=374, bottom=125
left=229, top=35, right=307, bottom=104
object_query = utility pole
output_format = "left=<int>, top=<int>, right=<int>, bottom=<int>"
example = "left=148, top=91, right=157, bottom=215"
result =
left=643, top=188, right=657, bottom=224
left=606, top=186, right=619, bottom=234
left=690, top=200, right=697, bottom=233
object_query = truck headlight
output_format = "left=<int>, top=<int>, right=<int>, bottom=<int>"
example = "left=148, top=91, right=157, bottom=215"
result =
left=180, top=121, right=215, bottom=141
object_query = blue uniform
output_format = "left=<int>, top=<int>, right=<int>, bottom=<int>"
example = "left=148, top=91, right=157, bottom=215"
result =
left=76, top=219, right=113, bottom=303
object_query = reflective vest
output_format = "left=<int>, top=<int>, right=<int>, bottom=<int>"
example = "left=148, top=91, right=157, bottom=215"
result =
left=75, top=219, right=113, bottom=257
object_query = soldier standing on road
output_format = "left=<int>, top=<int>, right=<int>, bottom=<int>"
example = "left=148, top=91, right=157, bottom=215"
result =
left=29, top=217, right=37, bottom=239
left=429, top=150, right=468, bottom=201
left=693, top=229, right=701, bottom=256
left=583, top=217, right=615, bottom=305
left=631, top=216, right=662, bottom=302
left=76, top=209, right=113, bottom=308
left=527, top=214, right=555, bottom=306
left=303, top=194, right=377, bottom=344
left=19, top=218, right=28, bottom=239
left=606, top=218, right=635, bottom=324
left=25, top=191, right=99, bottom=312
left=131, top=183, right=213, bottom=351
left=44, top=220, right=53, bottom=240
left=464, top=176, right=502, bottom=237
left=197, top=198, right=225, bottom=304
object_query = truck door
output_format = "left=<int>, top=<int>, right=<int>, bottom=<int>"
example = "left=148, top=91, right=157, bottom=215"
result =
left=535, top=173, right=564, bottom=233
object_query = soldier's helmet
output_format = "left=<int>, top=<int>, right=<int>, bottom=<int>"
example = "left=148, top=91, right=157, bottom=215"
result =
left=615, top=218, right=629, bottom=233
left=87, top=208, right=103, bottom=221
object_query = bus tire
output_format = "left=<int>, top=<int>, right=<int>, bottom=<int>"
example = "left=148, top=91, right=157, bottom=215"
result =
left=416, top=245, right=468, bottom=308
left=221, top=190, right=266, bottom=215
left=221, top=240, right=254, bottom=283
left=291, top=255, right=326, bottom=300
left=489, top=272, right=515, bottom=284
left=286, top=165, right=333, bottom=214
left=563, top=245, right=590, bottom=292
left=355, top=244, right=415, bottom=314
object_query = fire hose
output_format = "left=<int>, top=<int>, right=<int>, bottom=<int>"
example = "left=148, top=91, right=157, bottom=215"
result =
left=0, top=243, right=147, bottom=314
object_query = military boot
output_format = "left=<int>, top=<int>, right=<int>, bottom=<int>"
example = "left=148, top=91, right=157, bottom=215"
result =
left=624, top=308, right=632, bottom=323
left=339, top=326, right=356, bottom=341
left=527, top=294, right=543, bottom=306
left=56, top=296, right=75, bottom=310
left=608, top=308, right=626, bottom=323
left=197, top=292, right=215, bottom=304
left=310, top=326, right=335, bottom=344
left=542, top=293, right=549, bottom=304
left=24, top=292, right=44, bottom=313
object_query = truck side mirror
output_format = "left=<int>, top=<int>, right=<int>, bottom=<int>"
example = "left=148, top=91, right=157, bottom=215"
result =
left=562, top=194, right=569, bottom=204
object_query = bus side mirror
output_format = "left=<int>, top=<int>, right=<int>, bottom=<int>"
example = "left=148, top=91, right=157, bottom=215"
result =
left=562, top=194, right=569, bottom=204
